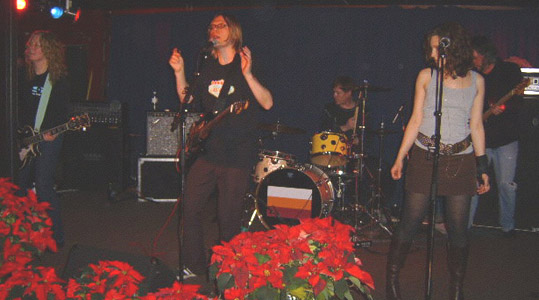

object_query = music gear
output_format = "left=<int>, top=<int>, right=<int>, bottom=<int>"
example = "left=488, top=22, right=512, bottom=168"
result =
left=146, top=112, right=200, bottom=156
left=60, top=102, right=127, bottom=196
left=137, top=157, right=180, bottom=202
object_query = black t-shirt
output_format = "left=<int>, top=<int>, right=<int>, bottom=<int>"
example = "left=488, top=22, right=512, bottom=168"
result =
left=18, top=71, right=70, bottom=131
left=482, top=59, right=523, bottom=148
left=320, top=102, right=357, bottom=139
left=190, top=53, right=260, bottom=168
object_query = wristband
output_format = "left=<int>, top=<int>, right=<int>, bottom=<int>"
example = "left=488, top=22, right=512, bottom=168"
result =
left=476, top=154, right=488, bottom=177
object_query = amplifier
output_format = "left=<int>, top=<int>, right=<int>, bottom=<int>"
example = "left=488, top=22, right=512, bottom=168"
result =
left=70, top=101, right=125, bottom=126
left=146, top=111, right=200, bottom=156
left=137, top=157, right=180, bottom=202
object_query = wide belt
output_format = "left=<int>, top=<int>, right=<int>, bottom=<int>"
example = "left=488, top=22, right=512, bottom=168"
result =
left=417, top=132, right=471, bottom=155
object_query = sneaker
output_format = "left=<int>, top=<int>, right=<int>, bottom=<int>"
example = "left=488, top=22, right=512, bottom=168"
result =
left=182, top=267, right=197, bottom=280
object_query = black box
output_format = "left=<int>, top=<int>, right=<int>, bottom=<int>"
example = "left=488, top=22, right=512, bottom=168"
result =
left=137, top=157, right=180, bottom=202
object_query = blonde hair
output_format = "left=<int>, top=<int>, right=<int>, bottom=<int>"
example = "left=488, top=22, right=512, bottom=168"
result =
left=25, top=30, right=67, bottom=85
left=209, top=13, right=243, bottom=56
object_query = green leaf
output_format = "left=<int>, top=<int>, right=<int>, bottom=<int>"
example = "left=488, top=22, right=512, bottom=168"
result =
left=334, top=279, right=349, bottom=299
left=255, top=253, right=271, bottom=264
left=288, top=285, right=310, bottom=299
left=254, top=285, right=280, bottom=300
left=217, top=273, right=235, bottom=292
left=208, top=264, right=218, bottom=280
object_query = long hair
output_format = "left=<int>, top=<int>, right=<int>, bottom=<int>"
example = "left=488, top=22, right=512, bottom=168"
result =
left=208, top=13, right=243, bottom=55
left=25, top=30, right=67, bottom=85
left=423, top=22, right=473, bottom=78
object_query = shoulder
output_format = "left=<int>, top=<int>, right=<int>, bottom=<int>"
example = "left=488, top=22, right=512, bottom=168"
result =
left=416, top=68, right=433, bottom=86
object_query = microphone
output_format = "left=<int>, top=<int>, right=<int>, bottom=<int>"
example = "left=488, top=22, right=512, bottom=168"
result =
left=392, top=104, right=405, bottom=124
left=439, top=37, right=451, bottom=49
left=202, top=39, right=216, bottom=52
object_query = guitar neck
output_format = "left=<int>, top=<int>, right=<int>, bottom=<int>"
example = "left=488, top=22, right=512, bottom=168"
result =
left=202, top=108, right=232, bottom=134
left=22, top=123, right=70, bottom=147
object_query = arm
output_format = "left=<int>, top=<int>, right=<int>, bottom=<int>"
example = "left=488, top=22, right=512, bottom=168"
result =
left=390, top=69, right=429, bottom=180
left=169, top=48, right=189, bottom=104
left=470, top=74, right=490, bottom=194
left=240, top=46, right=273, bottom=110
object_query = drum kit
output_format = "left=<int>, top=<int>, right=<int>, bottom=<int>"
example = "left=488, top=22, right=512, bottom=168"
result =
left=244, top=83, right=397, bottom=242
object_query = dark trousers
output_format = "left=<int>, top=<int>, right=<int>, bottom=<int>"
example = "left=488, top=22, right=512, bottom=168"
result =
left=16, top=136, right=64, bottom=245
left=181, top=157, right=251, bottom=274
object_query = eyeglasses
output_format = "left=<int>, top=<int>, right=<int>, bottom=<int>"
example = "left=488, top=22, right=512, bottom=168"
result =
left=208, top=23, right=228, bottom=31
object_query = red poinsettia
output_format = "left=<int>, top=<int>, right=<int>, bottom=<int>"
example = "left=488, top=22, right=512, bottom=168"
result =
left=142, top=281, right=208, bottom=300
left=210, top=217, right=375, bottom=300
left=0, top=266, right=66, bottom=300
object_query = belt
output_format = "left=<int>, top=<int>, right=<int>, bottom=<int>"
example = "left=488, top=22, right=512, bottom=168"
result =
left=417, top=132, right=471, bottom=155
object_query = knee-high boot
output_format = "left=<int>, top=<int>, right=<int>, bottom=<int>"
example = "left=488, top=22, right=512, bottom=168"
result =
left=386, top=238, right=412, bottom=300
left=447, top=244, right=469, bottom=300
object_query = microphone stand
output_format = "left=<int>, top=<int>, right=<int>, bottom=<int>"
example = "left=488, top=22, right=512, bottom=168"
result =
left=175, top=46, right=211, bottom=282
left=425, top=50, right=446, bottom=300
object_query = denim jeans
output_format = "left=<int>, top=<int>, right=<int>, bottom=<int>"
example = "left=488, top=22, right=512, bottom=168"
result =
left=16, top=135, right=65, bottom=244
left=469, top=141, right=518, bottom=232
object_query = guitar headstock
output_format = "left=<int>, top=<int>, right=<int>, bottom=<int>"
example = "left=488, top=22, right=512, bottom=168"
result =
left=230, top=100, right=249, bottom=115
left=68, top=114, right=91, bottom=130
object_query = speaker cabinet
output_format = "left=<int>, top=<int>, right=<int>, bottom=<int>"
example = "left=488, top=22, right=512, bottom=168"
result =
left=62, top=244, right=176, bottom=294
left=60, top=124, right=128, bottom=193
left=146, top=112, right=200, bottom=156
left=137, top=157, right=180, bottom=202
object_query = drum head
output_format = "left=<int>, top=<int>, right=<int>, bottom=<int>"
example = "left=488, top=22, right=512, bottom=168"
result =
left=254, top=166, right=333, bottom=229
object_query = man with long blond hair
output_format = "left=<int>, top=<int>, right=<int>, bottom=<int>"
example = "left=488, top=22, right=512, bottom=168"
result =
left=17, top=30, right=71, bottom=248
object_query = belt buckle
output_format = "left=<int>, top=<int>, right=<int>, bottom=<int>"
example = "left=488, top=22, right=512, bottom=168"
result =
left=444, top=143, right=454, bottom=155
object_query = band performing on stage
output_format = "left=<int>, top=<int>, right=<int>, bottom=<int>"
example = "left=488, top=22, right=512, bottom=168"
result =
left=12, top=8, right=535, bottom=300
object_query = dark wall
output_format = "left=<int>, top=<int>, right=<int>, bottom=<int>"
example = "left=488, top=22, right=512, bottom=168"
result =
left=107, top=5, right=538, bottom=169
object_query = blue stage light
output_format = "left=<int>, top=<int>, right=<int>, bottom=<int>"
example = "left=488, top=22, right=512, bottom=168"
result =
left=50, top=6, right=64, bottom=19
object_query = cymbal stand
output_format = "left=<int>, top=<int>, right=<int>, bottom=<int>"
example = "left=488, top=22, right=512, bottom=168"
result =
left=359, top=121, right=393, bottom=236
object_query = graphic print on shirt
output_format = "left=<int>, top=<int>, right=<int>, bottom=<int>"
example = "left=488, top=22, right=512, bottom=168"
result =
left=31, top=85, right=43, bottom=97
left=208, top=79, right=235, bottom=98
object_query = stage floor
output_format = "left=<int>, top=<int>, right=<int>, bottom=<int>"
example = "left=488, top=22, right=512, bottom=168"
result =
left=35, top=186, right=539, bottom=299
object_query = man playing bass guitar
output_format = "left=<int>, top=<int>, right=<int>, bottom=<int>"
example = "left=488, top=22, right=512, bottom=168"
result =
left=169, top=13, right=273, bottom=280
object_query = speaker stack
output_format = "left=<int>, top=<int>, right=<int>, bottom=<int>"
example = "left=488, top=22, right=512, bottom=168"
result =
left=137, top=112, right=200, bottom=202
left=60, top=102, right=128, bottom=195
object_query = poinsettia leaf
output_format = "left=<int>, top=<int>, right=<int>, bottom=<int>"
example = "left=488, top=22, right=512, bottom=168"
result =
left=217, top=272, right=235, bottom=292
left=334, top=279, right=349, bottom=299
left=348, top=277, right=373, bottom=300
left=282, top=265, right=298, bottom=282
left=208, top=263, right=218, bottom=280
left=91, top=293, right=105, bottom=300
left=288, top=285, right=310, bottom=300
left=286, top=276, right=307, bottom=290
left=254, top=252, right=271, bottom=264
left=315, top=287, right=331, bottom=300
left=254, top=285, right=279, bottom=300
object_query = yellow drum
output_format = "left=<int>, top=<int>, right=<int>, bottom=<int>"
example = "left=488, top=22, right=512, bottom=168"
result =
left=310, top=131, right=349, bottom=167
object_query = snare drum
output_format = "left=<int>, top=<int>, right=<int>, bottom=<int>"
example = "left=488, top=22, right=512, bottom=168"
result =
left=310, top=131, right=349, bottom=168
left=254, top=164, right=334, bottom=229
left=253, top=150, right=296, bottom=183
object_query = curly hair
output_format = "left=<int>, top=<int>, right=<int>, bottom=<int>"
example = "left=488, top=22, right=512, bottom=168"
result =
left=423, top=22, right=474, bottom=78
left=25, top=30, right=67, bottom=85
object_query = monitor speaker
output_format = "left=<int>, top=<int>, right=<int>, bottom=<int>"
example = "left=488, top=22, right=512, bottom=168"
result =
left=146, top=112, right=200, bottom=156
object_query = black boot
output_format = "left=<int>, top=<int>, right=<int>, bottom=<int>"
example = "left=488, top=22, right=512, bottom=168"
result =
left=447, top=244, right=469, bottom=300
left=386, top=238, right=412, bottom=300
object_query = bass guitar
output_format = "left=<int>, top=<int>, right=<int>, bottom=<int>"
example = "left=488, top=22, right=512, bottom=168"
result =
left=18, top=114, right=91, bottom=168
left=483, top=78, right=530, bottom=121
left=186, top=100, right=249, bottom=157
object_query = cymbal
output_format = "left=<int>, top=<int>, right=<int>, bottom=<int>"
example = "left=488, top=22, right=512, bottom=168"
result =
left=258, top=122, right=306, bottom=134
left=368, top=128, right=399, bottom=136
left=354, top=84, right=391, bottom=92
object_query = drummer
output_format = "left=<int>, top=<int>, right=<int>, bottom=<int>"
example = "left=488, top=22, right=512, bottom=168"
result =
left=320, top=76, right=365, bottom=144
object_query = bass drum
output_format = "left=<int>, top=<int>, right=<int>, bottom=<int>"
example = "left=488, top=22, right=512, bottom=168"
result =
left=254, top=164, right=334, bottom=229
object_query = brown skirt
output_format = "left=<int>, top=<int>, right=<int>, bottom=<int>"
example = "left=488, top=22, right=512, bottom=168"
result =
left=404, top=145, right=477, bottom=196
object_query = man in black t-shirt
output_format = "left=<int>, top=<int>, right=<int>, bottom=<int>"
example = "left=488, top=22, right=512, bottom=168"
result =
left=320, top=76, right=360, bottom=140
left=469, top=35, right=524, bottom=236
left=169, top=13, right=273, bottom=278
left=17, top=31, right=70, bottom=248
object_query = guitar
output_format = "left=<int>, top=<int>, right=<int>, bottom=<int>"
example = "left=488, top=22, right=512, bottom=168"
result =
left=17, top=114, right=91, bottom=168
left=483, top=78, right=530, bottom=121
left=186, top=100, right=249, bottom=157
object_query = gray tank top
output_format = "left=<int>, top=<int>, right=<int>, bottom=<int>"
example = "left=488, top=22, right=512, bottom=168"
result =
left=416, top=69, right=478, bottom=154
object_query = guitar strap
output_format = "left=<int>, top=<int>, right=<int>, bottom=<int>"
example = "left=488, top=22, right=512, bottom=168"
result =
left=34, top=73, right=52, bottom=131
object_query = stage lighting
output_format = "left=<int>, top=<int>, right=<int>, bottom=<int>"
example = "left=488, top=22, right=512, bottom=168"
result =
left=16, top=0, right=27, bottom=10
left=50, top=6, right=64, bottom=19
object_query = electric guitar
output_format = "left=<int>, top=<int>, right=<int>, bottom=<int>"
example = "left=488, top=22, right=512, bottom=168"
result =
left=186, top=100, right=249, bottom=157
left=483, top=78, right=530, bottom=121
left=17, top=114, right=91, bottom=168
